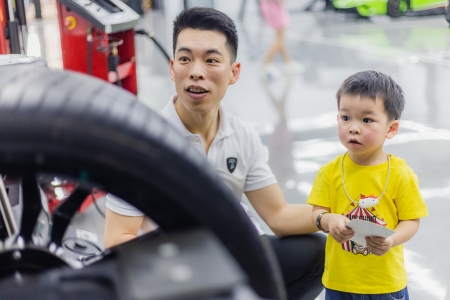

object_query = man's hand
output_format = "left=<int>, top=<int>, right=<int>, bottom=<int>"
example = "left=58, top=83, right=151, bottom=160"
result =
left=327, top=214, right=354, bottom=244
left=365, top=236, right=394, bottom=256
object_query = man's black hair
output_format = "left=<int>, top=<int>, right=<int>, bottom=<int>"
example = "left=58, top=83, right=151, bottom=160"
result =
left=172, top=7, right=238, bottom=63
left=336, top=70, right=405, bottom=120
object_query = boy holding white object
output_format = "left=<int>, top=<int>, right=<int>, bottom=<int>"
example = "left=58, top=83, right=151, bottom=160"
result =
left=307, top=70, right=428, bottom=299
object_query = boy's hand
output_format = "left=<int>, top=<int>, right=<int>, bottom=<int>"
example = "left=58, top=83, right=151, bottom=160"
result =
left=327, top=214, right=354, bottom=243
left=365, top=236, right=394, bottom=256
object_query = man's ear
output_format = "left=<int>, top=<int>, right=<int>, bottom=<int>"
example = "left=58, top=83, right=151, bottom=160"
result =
left=229, top=62, right=241, bottom=85
left=169, top=58, right=175, bottom=82
left=386, top=120, right=399, bottom=139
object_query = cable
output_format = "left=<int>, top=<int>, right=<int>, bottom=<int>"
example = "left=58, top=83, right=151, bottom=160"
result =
left=134, top=29, right=171, bottom=63
left=91, top=190, right=105, bottom=218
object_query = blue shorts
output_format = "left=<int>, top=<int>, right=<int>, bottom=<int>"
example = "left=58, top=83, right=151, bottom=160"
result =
left=325, top=287, right=409, bottom=300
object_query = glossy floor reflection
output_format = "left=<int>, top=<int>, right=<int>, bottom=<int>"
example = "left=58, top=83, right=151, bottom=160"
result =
left=24, top=0, right=450, bottom=298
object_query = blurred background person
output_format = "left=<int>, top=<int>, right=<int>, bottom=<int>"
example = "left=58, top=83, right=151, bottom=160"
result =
left=259, top=0, right=303, bottom=80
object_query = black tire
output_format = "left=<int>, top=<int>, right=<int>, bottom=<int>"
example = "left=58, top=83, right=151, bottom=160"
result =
left=387, top=0, right=403, bottom=17
left=0, top=65, right=285, bottom=300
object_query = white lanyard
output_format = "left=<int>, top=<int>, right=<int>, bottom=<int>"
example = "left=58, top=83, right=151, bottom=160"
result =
left=341, top=152, right=390, bottom=209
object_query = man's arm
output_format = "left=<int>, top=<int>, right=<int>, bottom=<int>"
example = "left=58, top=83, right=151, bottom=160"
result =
left=245, top=183, right=317, bottom=236
left=104, top=208, right=144, bottom=248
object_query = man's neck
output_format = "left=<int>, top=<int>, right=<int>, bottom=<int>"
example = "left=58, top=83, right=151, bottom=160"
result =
left=174, top=99, right=220, bottom=153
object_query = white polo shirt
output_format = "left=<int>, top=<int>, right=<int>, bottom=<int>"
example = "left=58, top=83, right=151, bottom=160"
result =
left=106, top=95, right=277, bottom=217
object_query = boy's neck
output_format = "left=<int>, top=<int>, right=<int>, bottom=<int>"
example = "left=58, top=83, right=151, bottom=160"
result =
left=347, top=150, right=388, bottom=166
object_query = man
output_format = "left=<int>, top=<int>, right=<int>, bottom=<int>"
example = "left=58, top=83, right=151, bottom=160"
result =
left=105, top=7, right=325, bottom=300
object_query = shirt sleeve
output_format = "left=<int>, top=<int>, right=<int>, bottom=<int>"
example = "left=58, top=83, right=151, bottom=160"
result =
left=105, top=193, right=145, bottom=217
left=307, top=166, right=330, bottom=208
left=395, top=167, right=428, bottom=220
left=243, top=127, right=277, bottom=192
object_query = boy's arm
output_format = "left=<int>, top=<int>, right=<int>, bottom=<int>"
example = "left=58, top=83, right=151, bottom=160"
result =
left=311, top=205, right=354, bottom=243
left=365, top=219, right=420, bottom=256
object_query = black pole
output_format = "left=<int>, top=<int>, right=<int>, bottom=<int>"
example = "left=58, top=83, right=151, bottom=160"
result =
left=34, top=0, right=42, bottom=19
left=7, top=21, right=21, bottom=54
left=15, top=0, right=27, bottom=26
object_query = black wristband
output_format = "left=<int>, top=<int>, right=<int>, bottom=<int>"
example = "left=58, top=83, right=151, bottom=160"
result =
left=315, top=211, right=330, bottom=233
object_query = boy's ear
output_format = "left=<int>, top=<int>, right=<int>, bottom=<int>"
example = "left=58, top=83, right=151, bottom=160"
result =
left=386, top=120, right=399, bottom=139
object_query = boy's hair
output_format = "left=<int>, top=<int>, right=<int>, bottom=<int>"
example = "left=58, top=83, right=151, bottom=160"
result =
left=336, top=70, right=405, bottom=120
left=172, top=7, right=238, bottom=63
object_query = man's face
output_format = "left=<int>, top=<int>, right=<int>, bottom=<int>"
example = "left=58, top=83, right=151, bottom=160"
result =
left=170, top=28, right=240, bottom=115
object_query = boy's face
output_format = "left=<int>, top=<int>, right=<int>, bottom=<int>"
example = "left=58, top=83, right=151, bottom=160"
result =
left=337, top=94, right=398, bottom=160
left=170, top=28, right=240, bottom=115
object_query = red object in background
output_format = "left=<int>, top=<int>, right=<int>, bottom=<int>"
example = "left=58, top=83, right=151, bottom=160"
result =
left=44, top=181, right=107, bottom=214
left=79, top=188, right=107, bottom=213
left=56, top=3, right=137, bottom=94
left=0, top=0, right=9, bottom=54
left=56, top=6, right=108, bottom=81
left=110, top=30, right=137, bottom=94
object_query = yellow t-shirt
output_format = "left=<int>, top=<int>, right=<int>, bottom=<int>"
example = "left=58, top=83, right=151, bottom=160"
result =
left=307, top=153, right=428, bottom=294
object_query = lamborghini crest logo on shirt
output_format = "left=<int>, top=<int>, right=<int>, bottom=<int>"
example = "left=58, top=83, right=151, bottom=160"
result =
left=227, top=157, right=237, bottom=173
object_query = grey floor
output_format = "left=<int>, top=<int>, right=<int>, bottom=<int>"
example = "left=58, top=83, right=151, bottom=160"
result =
left=23, top=0, right=450, bottom=298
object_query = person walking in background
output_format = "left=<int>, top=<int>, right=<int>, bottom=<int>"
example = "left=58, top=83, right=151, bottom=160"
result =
left=259, top=0, right=303, bottom=80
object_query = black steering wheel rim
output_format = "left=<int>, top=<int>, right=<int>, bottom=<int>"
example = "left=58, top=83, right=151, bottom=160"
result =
left=0, top=65, right=285, bottom=300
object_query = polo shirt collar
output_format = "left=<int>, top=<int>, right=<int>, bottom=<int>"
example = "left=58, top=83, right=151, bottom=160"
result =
left=162, top=95, right=192, bottom=137
left=163, top=95, right=234, bottom=139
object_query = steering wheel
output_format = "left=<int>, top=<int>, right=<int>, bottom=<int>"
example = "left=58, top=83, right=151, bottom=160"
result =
left=0, top=65, right=285, bottom=300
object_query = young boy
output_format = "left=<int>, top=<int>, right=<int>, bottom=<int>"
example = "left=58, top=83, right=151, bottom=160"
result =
left=307, top=70, right=428, bottom=299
